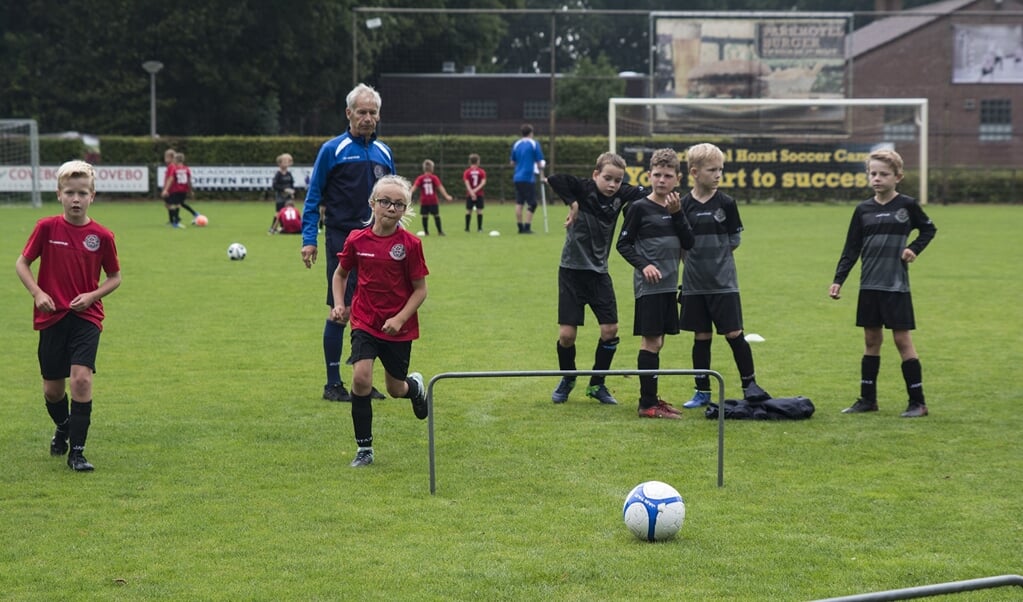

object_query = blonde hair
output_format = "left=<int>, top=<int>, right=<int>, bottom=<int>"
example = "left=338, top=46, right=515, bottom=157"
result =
left=422, top=159, right=435, bottom=172
left=594, top=152, right=627, bottom=173
left=56, top=160, right=96, bottom=192
left=174, top=152, right=185, bottom=163
left=163, top=148, right=176, bottom=162
left=867, top=149, right=904, bottom=176
left=276, top=153, right=293, bottom=166
left=685, top=143, right=724, bottom=171
left=365, top=175, right=415, bottom=227
left=650, top=148, right=681, bottom=174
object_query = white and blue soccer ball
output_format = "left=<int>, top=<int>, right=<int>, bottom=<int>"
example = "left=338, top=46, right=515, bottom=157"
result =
left=623, top=481, right=686, bottom=541
left=227, top=242, right=247, bottom=261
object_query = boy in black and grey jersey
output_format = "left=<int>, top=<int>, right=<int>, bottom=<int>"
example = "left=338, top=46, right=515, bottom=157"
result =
left=830, top=149, right=936, bottom=418
left=616, top=149, right=695, bottom=419
left=678, top=143, right=771, bottom=409
left=547, top=152, right=648, bottom=405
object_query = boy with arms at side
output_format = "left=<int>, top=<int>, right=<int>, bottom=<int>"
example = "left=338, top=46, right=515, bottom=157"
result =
left=829, top=149, right=936, bottom=418
left=16, top=160, right=122, bottom=471
left=411, top=159, right=452, bottom=236
left=547, top=152, right=648, bottom=405
left=463, top=153, right=487, bottom=233
left=161, top=152, right=198, bottom=229
left=331, top=175, right=430, bottom=467
left=616, top=149, right=695, bottom=419
left=678, top=143, right=771, bottom=409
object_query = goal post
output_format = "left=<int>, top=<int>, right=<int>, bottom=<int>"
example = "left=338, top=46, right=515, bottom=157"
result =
left=609, top=97, right=929, bottom=204
left=0, top=119, right=42, bottom=207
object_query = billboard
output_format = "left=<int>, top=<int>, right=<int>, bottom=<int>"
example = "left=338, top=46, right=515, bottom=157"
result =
left=651, top=13, right=851, bottom=136
left=953, top=25, right=1023, bottom=84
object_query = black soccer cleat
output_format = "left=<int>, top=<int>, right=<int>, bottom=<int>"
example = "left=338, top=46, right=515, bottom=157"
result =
left=842, top=398, right=879, bottom=414
left=900, top=403, right=929, bottom=418
left=323, top=382, right=351, bottom=402
left=50, top=429, right=69, bottom=456
left=370, top=387, right=386, bottom=400
left=67, top=451, right=94, bottom=472
left=742, top=382, right=771, bottom=404
left=350, top=449, right=374, bottom=467
left=408, top=372, right=428, bottom=420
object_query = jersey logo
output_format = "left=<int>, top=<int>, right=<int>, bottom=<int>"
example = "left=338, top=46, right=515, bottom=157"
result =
left=374, top=164, right=390, bottom=179
left=83, top=234, right=101, bottom=252
left=895, top=208, right=909, bottom=223
left=389, top=243, right=407, bottom=261
left=713, top=208, right=727, bottom=223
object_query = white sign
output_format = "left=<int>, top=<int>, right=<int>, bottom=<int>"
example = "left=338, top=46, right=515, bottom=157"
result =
left=158, top=165, right=314, bottom=190
left=0, top=165, right=150, bottom=193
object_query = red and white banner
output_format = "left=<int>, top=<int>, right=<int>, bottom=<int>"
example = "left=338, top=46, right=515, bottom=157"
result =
left=0, top=165, right=150, bottom=193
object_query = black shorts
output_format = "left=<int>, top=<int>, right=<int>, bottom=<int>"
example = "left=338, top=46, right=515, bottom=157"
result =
left=38, top=313, right=101, bottom=380
left=633, top=292, right=680, bottom=337
left=348, top=328, right=412, bottom=380
left=514, top=182, right=538, bottom=210
left=465, top=196, right=485, bottom=211
left=856, top=289, right=915, bottom=330
left=166, top=192, right=187, bottom=206
left=325, top=228, right=357, bottom=307
left=678, top=292, right=744, bottom=334
left=558, top=267, right=617, bottom=326
left=420, top=204, right=439, bottom=216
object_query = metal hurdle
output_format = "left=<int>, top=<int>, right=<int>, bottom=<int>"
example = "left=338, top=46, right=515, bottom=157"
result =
left=424, top=369, right=725, bottom=494
left=812, top=574, right=1023, bottom=601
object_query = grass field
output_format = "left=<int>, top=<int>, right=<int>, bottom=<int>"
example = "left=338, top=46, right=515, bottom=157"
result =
left=1, top=198, right=1021, bottom=601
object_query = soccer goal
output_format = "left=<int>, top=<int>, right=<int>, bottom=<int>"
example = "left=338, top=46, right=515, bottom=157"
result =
left=608, top=97, right=929, bottom=204
left=0, top=119, right=42, bottom=207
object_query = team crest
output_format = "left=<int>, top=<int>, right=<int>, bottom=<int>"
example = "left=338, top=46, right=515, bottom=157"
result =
left=374, top=165, right=389, bottom=179
left=389, top=243, right=407, bottom=260
left=713, top=208, right=727, bottom=223
left=83, top=234, right=101, bottom=252
left=895, top=208, right=909, bottom=223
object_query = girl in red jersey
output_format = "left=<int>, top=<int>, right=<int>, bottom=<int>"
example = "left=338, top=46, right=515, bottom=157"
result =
left=15, top=161, right=122, bottom=471
left=330, top=175, right=429, bottom=467
left=161, top=151, right=199, bottom=228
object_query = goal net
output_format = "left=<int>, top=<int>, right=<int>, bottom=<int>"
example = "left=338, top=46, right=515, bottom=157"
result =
left=608, top=97, right=929, bottom=204
left=0, top=119, right=42, bottom=207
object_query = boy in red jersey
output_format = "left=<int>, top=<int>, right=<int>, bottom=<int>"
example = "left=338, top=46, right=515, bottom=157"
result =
left=16, top=160, right=122, bottom=471
left=271, top=198, right=303, bottom=234
left=462, top=153, right=487, bottom=232
left=410, top=159, right=452, bottom=236
left=331, top=175, right=429, bottom=467
left=161, top=152, right=198, bottom=228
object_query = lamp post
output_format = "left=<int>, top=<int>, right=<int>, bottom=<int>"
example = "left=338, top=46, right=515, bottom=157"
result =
left=142, top=60, right=164, bottom=138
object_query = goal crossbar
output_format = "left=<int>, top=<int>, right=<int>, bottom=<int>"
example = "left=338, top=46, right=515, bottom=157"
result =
left=609, top=97, right=929, bottom=204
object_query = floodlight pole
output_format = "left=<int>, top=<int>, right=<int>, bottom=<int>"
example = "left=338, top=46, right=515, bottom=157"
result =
left=142, top=61, right=164, bottom=138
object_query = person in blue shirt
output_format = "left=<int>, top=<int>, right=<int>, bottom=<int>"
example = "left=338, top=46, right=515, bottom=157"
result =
left=301, top=83, right=394, bottom=403
left=509, top=123, right=546, bottom=234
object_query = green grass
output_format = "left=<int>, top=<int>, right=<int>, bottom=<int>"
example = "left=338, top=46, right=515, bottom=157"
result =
left=1, top=199, right=1021, bottom=601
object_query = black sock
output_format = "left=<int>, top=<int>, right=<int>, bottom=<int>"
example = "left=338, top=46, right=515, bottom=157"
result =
left=404, top=376, right=420, bottom=400
left=590, top=337, right=619, bottom=386
left=68, top=400, right=92, bottom=453
left=861, top=355, right=880, bottom=401
left=435, top=216, right=443, bottom=234
left=901, top=358, right=925, bottom=404
left=477, top=214, right=483, bottom=230
left=557, top=341, right=576, bottom=373
left=422, top=217, right=429, bottom=234
left=181, top=202, right=198, bottom=217
left=692, top=339, right=712, bottom=391
left=465, top=215, right=471, bottom=230
left=726, top=333, right=756, bottom=389
left=45, top=394, right=70, bottom=431
left=638, top=349, right=659, bottom=408
left=351, top=394, right=373, bottom=447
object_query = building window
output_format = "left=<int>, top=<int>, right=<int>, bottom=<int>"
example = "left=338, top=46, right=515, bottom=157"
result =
left=523, top=100, right=550, bottom=120
left=461, top=100, right=497, bottom=120
left=979, top=99, right=1012, bottom=142
left=883, top=106, right=916, bottom=141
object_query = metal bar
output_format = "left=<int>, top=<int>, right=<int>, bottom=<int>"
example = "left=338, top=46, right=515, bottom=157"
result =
left=812, top=574, right=1023, bottom=602
left=425, top=369, right=725, bottom=495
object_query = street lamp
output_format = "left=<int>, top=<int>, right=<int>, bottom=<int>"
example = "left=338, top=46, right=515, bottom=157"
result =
left=142, top=60, right=164, bottom=138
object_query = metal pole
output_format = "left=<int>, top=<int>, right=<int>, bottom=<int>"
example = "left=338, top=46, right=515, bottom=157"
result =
left=149, top=73, right=157, bottom=138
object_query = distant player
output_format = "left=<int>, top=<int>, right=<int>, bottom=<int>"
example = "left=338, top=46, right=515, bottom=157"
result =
left=271, top=198, right=302, bottom=234
left=411, top=159, right=452, bottom=236
left=463, top=153, right=487, bottom=233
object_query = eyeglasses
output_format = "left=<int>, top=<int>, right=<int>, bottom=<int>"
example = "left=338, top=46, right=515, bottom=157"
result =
left=373, top=198, right=407, bottom=211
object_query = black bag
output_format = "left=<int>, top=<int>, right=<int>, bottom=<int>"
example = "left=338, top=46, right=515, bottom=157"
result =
left=704, top=396, right=815, bottom=420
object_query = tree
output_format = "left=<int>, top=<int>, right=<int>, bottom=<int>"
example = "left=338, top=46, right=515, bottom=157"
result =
left=557, top=54, right=626, bottom=123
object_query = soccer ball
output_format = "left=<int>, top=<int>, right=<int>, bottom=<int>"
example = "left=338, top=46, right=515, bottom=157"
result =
left=194, top=215, right=208, bottom=227
left=227, top=242, right=247, bottom=261
left=488, top=230, right=500, bottom=237
left=622, top=481, right=686, bottom=541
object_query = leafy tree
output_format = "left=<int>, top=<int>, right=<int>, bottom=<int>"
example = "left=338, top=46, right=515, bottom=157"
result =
left=557, top=54, right=626, bottom=123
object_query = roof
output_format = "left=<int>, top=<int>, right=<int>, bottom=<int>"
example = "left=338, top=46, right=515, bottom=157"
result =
left=848, top=0, right=978, bottom=58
